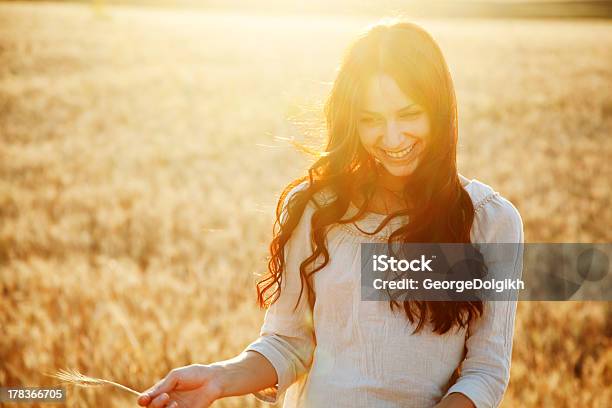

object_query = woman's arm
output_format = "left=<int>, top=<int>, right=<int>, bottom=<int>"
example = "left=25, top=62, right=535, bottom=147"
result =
left=137, top=350, right=278, bottom=408
left=138, top=181, right=317, bottom=408
left=240, top=180, right=317, bottom=403
left=209, top=350, right=278, bottom=397
left=438, top=193, right=524, bottom=408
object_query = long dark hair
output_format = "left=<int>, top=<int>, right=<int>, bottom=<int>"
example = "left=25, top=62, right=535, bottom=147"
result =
left=257, top=19, right=483, bottom=335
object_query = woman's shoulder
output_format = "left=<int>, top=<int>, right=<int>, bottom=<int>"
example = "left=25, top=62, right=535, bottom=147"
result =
left=464, top=177, right=523, bottom=244
left=283, top=179, right=337, bottom=209
left=279, top=180, right=336, bottom=229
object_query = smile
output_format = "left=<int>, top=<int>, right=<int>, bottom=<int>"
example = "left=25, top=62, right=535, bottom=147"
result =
left=381, top=143, right=416, bottom=159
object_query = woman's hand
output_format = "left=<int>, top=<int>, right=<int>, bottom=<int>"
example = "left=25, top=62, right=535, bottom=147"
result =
left=137, top=364, right=224, bottom=408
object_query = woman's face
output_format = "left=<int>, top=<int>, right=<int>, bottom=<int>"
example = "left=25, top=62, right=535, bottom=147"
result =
left=358, top=72, right=430, bottom=179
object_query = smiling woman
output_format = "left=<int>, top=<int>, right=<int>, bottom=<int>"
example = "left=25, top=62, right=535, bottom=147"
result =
left=137, top=16, right=523, bottom=408
left=357, top=72, right=431, bottom=191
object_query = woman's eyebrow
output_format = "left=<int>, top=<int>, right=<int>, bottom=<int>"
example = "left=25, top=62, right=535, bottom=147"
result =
left=360, top=104, right=417, bottom=115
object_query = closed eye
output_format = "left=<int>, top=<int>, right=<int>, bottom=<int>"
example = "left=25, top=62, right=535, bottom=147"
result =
left=399, top=111, right=421, bottom=119
left=359, top=117, right=380, bottom=124
left=360, top=111, right=422, bottom=124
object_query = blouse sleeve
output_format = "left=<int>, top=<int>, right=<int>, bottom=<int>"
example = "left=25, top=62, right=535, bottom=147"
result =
left=443, top=193, right=525, bottom=408
left=242, top=181, right=317, bottom=404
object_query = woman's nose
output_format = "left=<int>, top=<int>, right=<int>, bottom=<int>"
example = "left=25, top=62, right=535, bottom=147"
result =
left=381, top=121, right=405, bottom=149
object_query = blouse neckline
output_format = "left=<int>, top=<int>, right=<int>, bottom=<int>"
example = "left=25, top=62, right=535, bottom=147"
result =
left=346, top=177, right=476, bottom=222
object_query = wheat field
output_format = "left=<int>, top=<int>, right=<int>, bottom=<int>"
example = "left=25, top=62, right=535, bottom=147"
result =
left=0, top=2, right=611, bottom=407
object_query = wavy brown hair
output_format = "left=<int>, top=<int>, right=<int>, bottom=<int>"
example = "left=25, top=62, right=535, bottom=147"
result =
left=256, top=18, right=483, bottom=335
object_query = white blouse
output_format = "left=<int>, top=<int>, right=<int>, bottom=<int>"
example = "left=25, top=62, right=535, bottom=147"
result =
left=243, top=175, right=524, bottom=408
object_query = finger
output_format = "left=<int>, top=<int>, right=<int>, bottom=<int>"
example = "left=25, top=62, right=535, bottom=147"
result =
left=139, top=377, right=165, bottom=405
left=142, top=373, right=179, bottom=401
left=137, top=395, right=147, bottom=406
left=137, top=392, right=153, bottom=406
left=167, top=402, right=178, bottom=408
left=149, top=392, right=170, bottom=408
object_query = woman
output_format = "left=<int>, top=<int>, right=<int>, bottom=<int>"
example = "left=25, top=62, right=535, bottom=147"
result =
left=137, top=18, right=524, bottom=408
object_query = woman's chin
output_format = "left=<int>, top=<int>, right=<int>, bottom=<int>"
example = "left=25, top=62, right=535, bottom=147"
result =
left=381, top=160, right=418, bottom=178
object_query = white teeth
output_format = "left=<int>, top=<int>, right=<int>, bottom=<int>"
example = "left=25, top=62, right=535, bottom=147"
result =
left=383, top=144, right=415, bottom=159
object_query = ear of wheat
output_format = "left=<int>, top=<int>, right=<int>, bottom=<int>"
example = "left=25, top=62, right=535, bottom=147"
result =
left=47, top=368, right=141, bottom=396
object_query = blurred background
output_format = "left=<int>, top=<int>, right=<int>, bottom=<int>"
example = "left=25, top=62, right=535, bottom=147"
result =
left=0, top=0, right=611, bottom=407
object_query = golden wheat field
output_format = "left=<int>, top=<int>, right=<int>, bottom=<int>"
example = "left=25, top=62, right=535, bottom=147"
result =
left=1, top=2, right=611, bottom=407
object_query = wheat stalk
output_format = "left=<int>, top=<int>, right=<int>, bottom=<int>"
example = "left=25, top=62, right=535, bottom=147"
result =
left=47, top=368, right=141, bottom=396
